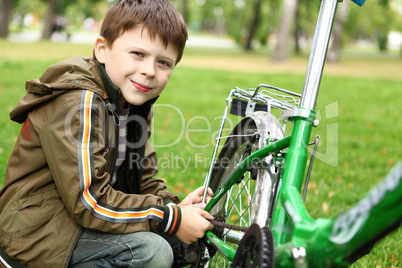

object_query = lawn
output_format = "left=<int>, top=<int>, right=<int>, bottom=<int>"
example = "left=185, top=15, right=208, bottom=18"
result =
left=0, top=40, right=401, bottom=267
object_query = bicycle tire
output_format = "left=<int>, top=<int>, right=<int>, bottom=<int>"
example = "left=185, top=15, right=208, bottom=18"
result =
left=205, top=112, right=284, bottom=267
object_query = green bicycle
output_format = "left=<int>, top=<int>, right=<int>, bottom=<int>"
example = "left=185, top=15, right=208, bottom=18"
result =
left=198, top=0, right=402, bottom=267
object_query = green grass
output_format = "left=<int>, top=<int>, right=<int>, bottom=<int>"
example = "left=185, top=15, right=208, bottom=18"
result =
left=0, top=40, right=401, bottom=267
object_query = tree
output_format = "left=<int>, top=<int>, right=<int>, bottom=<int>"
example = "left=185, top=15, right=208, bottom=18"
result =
left=272, top=0, right=297, bottom=61
left=0, top=0, right=15, bottom=38
left=375, top=0, right=391, bottom=51
left=40, top=0, right=104, bottom=40
left=244, top=0, right=263, bottom=51
left=293, top=0, right=301, bottom=54
left=292, top=0, right=317, bottom=55
left=343, top=0, right=398, bottom=53
left=41, top=0, right=57, bottom=39
left=182, top=0, right=189, bottom=24
left=328, top=0, right=350, bottom=62
left=226, top=0, right=252, bottom=44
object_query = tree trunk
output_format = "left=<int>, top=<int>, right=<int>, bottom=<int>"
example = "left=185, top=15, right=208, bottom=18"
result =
left=0, top=0, right=15, bottom=38
left=328, top=0, right=350, bottom=62
left=376, top=0, right=390, bottom=52
left=272, top=0, right=297, bottom=61
left=182, top=0, right=189, bottom=24
left=294, top=0, right=301, bottom=55
left=41, top=0, right=57, bottom=40
left=245, top=0, right=262, bottom=51
left=377, top=30, right=388, bottom=51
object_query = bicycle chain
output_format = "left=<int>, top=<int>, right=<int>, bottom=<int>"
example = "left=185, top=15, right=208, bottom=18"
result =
left=197, top=210, right=250, bottom=267
left=209, top=219, right=248, bottom=232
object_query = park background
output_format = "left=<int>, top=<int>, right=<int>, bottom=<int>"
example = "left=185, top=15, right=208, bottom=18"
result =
left=0, top=0, right=401, bottom=267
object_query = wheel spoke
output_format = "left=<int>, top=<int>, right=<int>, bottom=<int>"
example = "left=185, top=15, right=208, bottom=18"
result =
left=203, top=115, right=284, bottom=267
left=226, top=176, right=253, bottom=226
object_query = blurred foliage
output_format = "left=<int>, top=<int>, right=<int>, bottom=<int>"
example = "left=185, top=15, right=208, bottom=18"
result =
left=8, top=0, right=107, bottom=31
left=346, top=0, right=399, bottom=51
left=2, top=0, right=402, bottom=51
left=172, top=0, right=400, bottom=51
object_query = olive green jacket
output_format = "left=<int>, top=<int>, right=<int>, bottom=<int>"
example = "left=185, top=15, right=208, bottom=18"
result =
left=0, top=57, right=181, bottom=267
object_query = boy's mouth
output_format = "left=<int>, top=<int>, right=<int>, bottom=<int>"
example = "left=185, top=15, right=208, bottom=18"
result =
left=131, top=80, right=151, bottom=93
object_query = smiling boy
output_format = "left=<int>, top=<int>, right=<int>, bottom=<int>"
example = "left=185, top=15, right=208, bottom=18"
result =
left=96, top=25, right=176, bottom=106
left=0, top=1, right=213, bottom=267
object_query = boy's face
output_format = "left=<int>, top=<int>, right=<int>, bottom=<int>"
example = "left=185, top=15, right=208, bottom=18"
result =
left=95, top=26, right=178, bottom=106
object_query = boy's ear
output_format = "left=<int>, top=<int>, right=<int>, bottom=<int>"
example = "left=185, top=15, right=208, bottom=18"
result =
left=94, top=36, right=107, bottom=64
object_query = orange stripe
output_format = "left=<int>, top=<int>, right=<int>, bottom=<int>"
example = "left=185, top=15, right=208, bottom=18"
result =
left=83, top=183, right=163, bottom=219
left=84, top=92, right=92, bottom=145
left=85, top=194, right=163, bottom=218
left=80, top=91, right=164, bottom=221
left=168, top=206, right=178, bottom=234
left=83, top=150, right=90, bottom=188
left=83, top=91, right=94, bottom=197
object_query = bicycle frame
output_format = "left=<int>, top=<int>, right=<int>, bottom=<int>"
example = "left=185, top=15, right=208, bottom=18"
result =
left=202, top=0, right=402, bottom=266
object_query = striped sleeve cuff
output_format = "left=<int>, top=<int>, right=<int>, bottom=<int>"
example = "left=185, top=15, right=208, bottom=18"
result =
left=157, top=204, right=182, bottom=235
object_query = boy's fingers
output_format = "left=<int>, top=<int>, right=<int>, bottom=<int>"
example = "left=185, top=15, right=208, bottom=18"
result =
left=194, top=186, right=213, bottom=196
left=191, top=203, right=206, bottom=209
left=199, top=209, right=214, bottom=220
left=208, top=187, right=214, bottom=195
left=194, top=186, right=205, bottom=195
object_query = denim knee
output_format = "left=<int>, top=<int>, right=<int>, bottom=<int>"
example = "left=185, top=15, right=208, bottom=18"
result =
left=70, top=230, right=173, bottom=268
left=138, top=232, right=174, bottom=268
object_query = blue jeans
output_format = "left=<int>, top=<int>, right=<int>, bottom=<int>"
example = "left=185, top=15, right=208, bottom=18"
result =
left=69, top=229, right=174, bottom=268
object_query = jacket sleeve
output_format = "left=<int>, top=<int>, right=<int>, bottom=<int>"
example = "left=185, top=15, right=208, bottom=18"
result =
left=39, top=90, right=180, bottom=235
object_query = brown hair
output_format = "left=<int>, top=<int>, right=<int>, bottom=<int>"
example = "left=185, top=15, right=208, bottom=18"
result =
left=100, top=0, right=188, bottom=63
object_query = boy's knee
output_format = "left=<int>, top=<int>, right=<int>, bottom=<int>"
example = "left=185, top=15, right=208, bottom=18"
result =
left=155, top=237, right=174, bottom=267
left=136, top=232, right=173, bottom=268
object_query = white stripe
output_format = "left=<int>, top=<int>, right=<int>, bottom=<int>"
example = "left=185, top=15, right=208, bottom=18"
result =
left=163, top=205, right=174, bottom=233
left=78, top=91, right=164, bottom=223
left=81, top=91, right=98, bottom=208
left=119, top=128, right=127, bottom=135
left=86, top=92, right=94, bottom=189
left=95, top=206, right=163, bottom=217
left=0, top=255, right=13, bottom=268
left=82, top=91, right=93, bottom=190
left=79, top=91, right=105, bottom=213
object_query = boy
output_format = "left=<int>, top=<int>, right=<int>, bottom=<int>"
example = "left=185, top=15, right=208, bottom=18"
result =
left=0, top=0, right=214, bottom=267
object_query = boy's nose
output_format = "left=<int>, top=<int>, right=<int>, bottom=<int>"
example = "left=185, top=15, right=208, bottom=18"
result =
left=140, top=60, right=155, bottom=77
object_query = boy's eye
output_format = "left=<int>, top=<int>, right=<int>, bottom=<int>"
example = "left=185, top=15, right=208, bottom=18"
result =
left=158, top=60, right=171, bottom=68
left=131, top=51, right=144, bottom=57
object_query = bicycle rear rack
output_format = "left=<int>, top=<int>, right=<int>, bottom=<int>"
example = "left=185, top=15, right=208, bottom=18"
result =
left=231, top=84, right=301, bottom=115
left=202, top=84, right=301, bottom=202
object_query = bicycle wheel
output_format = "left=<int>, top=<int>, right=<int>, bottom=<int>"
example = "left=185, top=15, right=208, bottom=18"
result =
left=205, top=112, right=284, bottom=267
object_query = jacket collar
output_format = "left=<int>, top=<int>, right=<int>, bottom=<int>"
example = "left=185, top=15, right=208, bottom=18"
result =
left=95, top=59, right=120, bottom=112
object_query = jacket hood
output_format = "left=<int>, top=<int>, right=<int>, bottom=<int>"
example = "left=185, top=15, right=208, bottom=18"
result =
left=10, top=57, right=108, bottom=123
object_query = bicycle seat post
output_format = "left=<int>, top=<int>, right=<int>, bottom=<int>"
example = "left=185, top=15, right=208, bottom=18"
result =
left=300, top=0, right=339, bottom=110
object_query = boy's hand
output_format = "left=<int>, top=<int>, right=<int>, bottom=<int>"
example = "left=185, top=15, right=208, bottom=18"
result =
left=175, top=187, right=215, bottom=244
left=175, top=206, right=214, bottom=244
left=178, top=186, right=214, bottom=207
